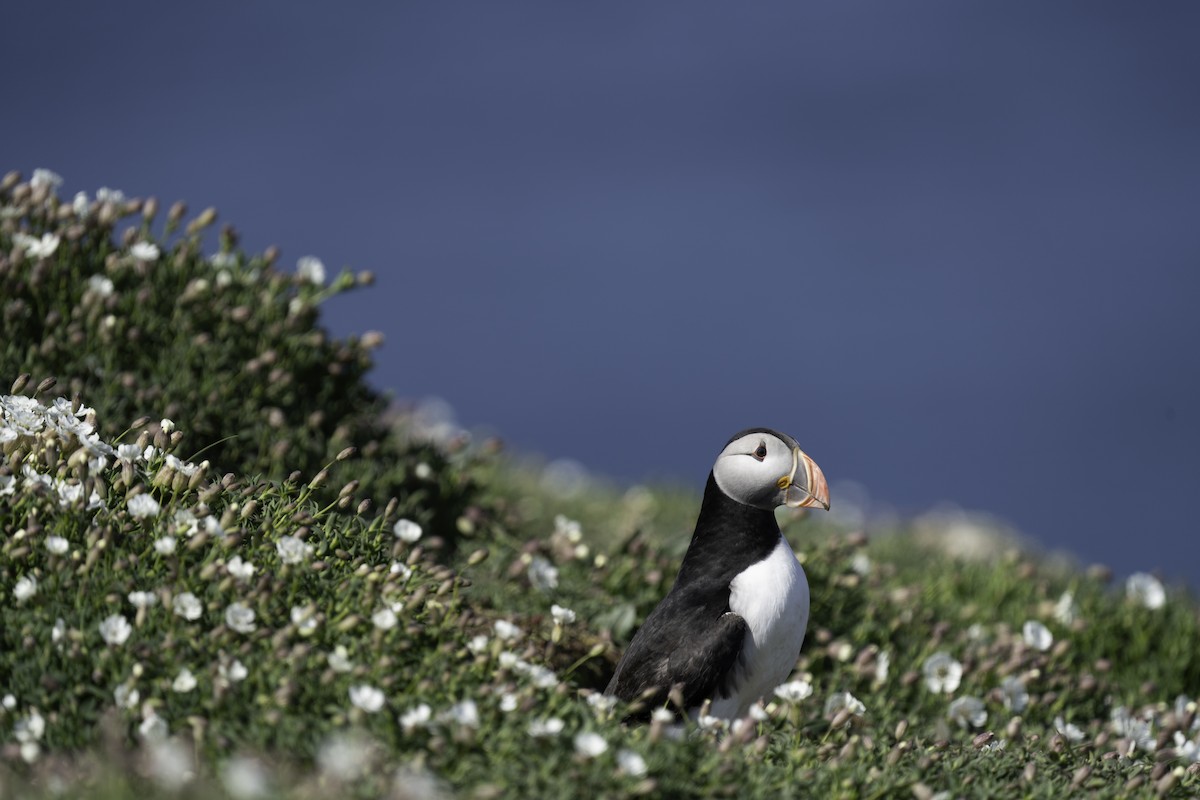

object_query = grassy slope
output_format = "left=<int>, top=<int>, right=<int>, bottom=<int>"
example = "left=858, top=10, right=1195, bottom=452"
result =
left=1, top=171, right=1199, bottom=798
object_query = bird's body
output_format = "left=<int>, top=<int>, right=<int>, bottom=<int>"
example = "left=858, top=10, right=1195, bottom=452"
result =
left=605, top=429, right=830, bottom=719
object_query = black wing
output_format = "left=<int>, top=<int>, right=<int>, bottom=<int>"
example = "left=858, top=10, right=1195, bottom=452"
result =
left=605, top=584, right=747, bottom=715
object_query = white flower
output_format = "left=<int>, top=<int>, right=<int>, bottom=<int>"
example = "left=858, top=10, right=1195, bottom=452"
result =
left=130, top=241, right=159, bottom=262
left=650, top=708, right=674, bottom=724
left=393, top=518, right=422, bottom=543
left=220, top=659, right=248, bottom=684
left=586, top=693, right=618, bottom=714
left=1055, top=716, right=1085, bottom=742
left=1054, top=591, right=1078, bottom=624
left=400, top=703, right=432, bottom=732
left=616, top=749, right=648, bottom=777
left=2, top=394, right=45, bottom=434
left=328, top=645, right=354, bottom=672
left=18, top=741, right=37, bottom=763
left=948, top=696, right=987, bottom=729
left=390, top=561, right=413, bottom=580
left=922, top=652, right=963, bottom=694
left=467, top=635, right=490, bottom=654
left=13, top=575, right=37, bottom=602
left=824, top=692, right=866, bottom=719
left=697, top=714, right=727, bottom=732
left=96, top=186, right=125, bottom=204
left=275, top=535, right=312, bottom=565
left=127, top=493, right=161, bottom=519
left=499, top=693, right=518, bottom=712
left=51, top=618, right=65, bottom=644
left=574, top=731, right=608, bottom=758
left=44, top=535, right=69, bottom=555
left=1000, top=676, right=1029, bottom=712
left=154, top=536, right=177, bottom=555
left=129, top=591, right=158, bottom=609
left=498, top=651, right=521, bottom=669
left=442, top=699, right=479, bottom=728
left=173, top=668, right=197, bottom=693
left=138, top=713, right=168, bottom=741
left=550, top=604, right=576, bottom=625
left=173, top=592, right=203, bottom=621
left=115, top=682, right=140, bottom=710
left=13, top=232, right=61, bottom=258
left=1022, top=620, right=1053, bottom=651
left=297, top=256, right=326, bottom=284
left=372, top=608, right=398, bottom=630
left=875, top=650, right=891, bottom=683
left=31, top=168, right=63, bottom=189
left=527, top=717, right=565, bottom=738
left=528, top=556, right=558, bottom=591
left=87, top=274, right=114, bottom=297
left=1126, top=572, right=1165, bottom=610
left=221, top=756, right=271, bottom=800
left=1173, top=732, right=1200, bottom=764
left=2, top=694, right=16, bottom=710
left=493, top=620, right=522, bottom=641
left=554, top=514, right=583, bottom=542
left=227, top=555, right=256, bottom=581
left=316, top=732, right=370, bottom=780
left=73, top=191, right=90, bottom=215
left=117, top=444, right=142, bottom=462
left=349, top=685, right=385, bottom=713
left=774, top=680, right=814, bottom=704
left=99, top=614, right=132, bottom=646
left=851, top=553, right=872, bottom=576
left=225, top=603, right=257, bottom=634
left=1111, top=706, right=1157, bottom=753
left=524, top=664, right=558, bottom=689
left=414, top=462, right=433, bottom=480
left=748, top=702, right=769, bottom=721
left=290, top=605, right=319, bottom=635
left=13, top=708, right=45, bottom=742
left=165, top=454, right=197, bottom=476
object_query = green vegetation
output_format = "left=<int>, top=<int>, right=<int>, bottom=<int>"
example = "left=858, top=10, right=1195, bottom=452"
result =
left=1, top=169, right=1198, bottom=798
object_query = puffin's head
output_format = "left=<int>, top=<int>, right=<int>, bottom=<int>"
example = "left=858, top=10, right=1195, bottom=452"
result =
left=712, top=428, right=830, bottom=512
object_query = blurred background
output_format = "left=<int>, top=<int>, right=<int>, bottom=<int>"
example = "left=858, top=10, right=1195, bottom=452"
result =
left=4, top=2, right=1198, bottom=584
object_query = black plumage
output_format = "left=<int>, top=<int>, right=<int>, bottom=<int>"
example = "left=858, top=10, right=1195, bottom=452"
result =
left=604, top=471, right=782, bottom=714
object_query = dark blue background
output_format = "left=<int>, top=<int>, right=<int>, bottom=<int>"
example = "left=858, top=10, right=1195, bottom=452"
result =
left=5, top=3, right=1198, bottom=584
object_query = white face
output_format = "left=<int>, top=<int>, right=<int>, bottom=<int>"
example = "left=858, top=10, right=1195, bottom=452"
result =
left=712, top=430, right=830, bottom=511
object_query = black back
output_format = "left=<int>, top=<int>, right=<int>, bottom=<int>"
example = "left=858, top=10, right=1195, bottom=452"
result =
left=604, top=472, right=782, bottom=713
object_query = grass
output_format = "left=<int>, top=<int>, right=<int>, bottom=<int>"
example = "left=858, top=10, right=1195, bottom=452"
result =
left=1, top=168, right=1199, bottom=798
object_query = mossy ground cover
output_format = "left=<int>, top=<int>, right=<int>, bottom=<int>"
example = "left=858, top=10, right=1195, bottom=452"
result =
left=1, top=169, right=1198, bottom=798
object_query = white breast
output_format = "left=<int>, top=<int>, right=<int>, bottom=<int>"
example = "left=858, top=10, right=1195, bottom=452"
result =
left=709, top=536, right=809, bottom=719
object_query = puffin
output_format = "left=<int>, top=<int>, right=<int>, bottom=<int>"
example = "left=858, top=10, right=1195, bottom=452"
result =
left=604, top=428, right=830, bottom=719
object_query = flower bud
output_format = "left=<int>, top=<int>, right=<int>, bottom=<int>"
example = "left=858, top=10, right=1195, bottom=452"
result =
left=10, top=373, right=30, bottom=394
left=186, top=207, right=217, bottom=235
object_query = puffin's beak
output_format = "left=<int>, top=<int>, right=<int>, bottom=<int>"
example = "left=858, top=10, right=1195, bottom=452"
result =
left=781, top=446, right=830, bottom=510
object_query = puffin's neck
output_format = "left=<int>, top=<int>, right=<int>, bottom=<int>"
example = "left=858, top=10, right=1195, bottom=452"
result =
left=674, top=472, right=782, bottom=588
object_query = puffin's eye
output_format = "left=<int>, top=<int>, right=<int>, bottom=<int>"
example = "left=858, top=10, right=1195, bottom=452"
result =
left=753, top=443, right=767, bottom=460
